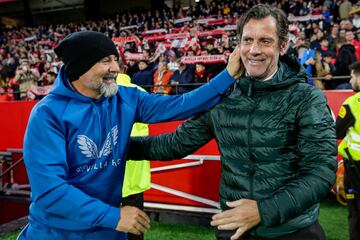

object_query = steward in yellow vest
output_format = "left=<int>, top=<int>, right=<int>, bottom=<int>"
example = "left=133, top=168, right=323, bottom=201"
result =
left=117, top=73, right=150, bottom=240
left=336, top=61, right=360, bottom=240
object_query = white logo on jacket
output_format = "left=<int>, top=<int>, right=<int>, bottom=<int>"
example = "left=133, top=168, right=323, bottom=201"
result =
left=77, top=125, right=118, bottom=159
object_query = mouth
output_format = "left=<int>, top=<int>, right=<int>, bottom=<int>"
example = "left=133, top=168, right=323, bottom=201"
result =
left=248, top=59, right=265, bottom=65
left=102, top=73, right=117, bottom=84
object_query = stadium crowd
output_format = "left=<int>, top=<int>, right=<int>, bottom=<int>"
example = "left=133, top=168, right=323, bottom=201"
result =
left=1, top=0, right=360, bottom=100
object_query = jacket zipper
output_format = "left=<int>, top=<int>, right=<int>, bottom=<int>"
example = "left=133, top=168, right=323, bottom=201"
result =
left=247, top=78, right=256, bottom=199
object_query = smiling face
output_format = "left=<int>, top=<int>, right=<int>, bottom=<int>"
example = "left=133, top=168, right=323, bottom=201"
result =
left=73, top=55, right=120, bottom=99
left=239, top=16, right=287, bottom=80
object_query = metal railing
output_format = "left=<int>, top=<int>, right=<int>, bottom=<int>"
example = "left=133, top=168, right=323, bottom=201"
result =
left=0, top=151, right=30, bottom=196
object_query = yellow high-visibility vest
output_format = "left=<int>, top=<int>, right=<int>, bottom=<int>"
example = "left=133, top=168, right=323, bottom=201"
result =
left=117, top=74, right=151, bottom=197
left=338, top=92, right=360, bottom=161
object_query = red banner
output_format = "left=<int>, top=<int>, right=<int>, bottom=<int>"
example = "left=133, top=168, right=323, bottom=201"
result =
left=196, top=30, right=227, bottom=37
left=205, top=19, right=226, bottom=26
left=144, top=33, right=190, bottom=42
left=142, top=28, right=167, bottom=35
left=113, top=36, right=141, bottom=45
left=181, top=55, right=227, bottom=64
left=143, top=34, right=166, bottom=41
left=124, top=52, right=145, bottom=61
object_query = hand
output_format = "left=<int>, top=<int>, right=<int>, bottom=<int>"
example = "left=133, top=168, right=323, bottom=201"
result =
left=210, top=199, right=260, bottom=240
left=116, top=206, right=151, bottom=235
left=226, top=46, right=244, bottom=79
left=305, top=58, right=315, bottom=65
left=325, top=74, right=332, bottom=80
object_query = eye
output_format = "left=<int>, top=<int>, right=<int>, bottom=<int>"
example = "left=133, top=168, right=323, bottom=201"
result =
left=242, top=38, right=252, bottom=44
left=99, top=58, right=111, bottom=64
left=261, top=39, right=273, bottom=45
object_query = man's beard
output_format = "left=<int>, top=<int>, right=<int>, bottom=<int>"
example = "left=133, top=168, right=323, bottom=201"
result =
left=100, top=72, right=118, bottom=97
left=100, top=82, right=118, bottom=97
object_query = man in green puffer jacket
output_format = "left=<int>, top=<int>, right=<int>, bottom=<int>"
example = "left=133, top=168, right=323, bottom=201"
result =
left=128, top=4, right=337, bottom=240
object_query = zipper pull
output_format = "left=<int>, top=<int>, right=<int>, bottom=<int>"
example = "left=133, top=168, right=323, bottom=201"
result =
left=248, top=78, right=255, bottom=97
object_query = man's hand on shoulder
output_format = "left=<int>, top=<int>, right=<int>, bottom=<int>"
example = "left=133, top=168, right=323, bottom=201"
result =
left=210, top=199, right=260, bottom=240
left=116, top=205, right=150, bottom=235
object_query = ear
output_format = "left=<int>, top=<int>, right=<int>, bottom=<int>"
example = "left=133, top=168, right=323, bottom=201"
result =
left=279, top=41, right=289, bottom=56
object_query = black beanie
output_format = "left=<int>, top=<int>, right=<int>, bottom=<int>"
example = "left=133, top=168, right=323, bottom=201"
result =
left=54, top=31, right=119, bottom=81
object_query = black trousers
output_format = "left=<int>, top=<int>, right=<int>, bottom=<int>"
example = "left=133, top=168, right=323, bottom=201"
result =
left=121, top=192, right=144, bottom=240
left=344, top=170, right=360, bottom=240
left=215, top=221, right=325, bottom=240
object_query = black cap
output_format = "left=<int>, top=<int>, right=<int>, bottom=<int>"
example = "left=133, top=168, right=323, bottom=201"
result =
left=54, top=31, right=119, bottom=81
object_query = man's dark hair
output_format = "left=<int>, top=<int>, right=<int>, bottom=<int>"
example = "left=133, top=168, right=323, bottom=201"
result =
left=236, top=4, right=289, bottom=47
left=350, top=61, right=360, bottom=75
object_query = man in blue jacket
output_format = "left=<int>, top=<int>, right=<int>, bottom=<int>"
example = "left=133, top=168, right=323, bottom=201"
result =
left=19, top=31, right=242, bottom=240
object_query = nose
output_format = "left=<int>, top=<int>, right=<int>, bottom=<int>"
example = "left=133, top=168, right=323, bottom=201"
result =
left=109, top=58, right=120, bottom=73
left=249, top=42, right=261, bottom=55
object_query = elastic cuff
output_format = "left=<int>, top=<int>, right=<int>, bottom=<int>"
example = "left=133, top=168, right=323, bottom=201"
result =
left=100, top=206, right=120, bottom=229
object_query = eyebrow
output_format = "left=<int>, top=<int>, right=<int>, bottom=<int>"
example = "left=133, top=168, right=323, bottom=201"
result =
left=100, top=57, right=111, bottom=61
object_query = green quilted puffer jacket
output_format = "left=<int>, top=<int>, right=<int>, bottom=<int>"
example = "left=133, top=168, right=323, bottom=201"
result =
left=129, top=55, right=337, bottom=238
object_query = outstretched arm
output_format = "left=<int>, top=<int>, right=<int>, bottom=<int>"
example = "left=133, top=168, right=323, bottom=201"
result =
left=128, top=111, right=214, bottom=160
left=135, top=47, right=243, bottom=123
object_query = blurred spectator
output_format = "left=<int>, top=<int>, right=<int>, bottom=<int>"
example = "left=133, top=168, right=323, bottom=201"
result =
left=170, top=62, right=195, bottom=94
left=132, top=60, right=153, bottom=91
left=12, top=59, right=39, bottom=100
left=345, top=30, right=360, bottom=60
left=319, top=38, right=335, bottom=57
left=223, top=3, right=231, bottom=16
left=126, top=59, right=139, bottom=79
left=288, top=36, right=306, bottom=58
left=299, top=47, right=316, bottom=83
left=167, top=53, right=179, bottom=72
left=194, top=62, right=212, bottom=84
left=339, top=0, right=352, bottom=20
left=323, top=53, right=337, bottom=89
left=352, top=13, right=360, bottom=28
left=314, top=51, right=333, bottom=90
left=206, top=40, right=219, bottom=55
left=340, top=28, right=347, bottom=38
left=39, top=67, right=57, bottom=87
left=152, top=61, right=172, bottom=95
left=333, top=36, right=356, bottom=89
left=310, top=30, right=324, bottom=51
left=327, top=26, right=339, bottom=51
